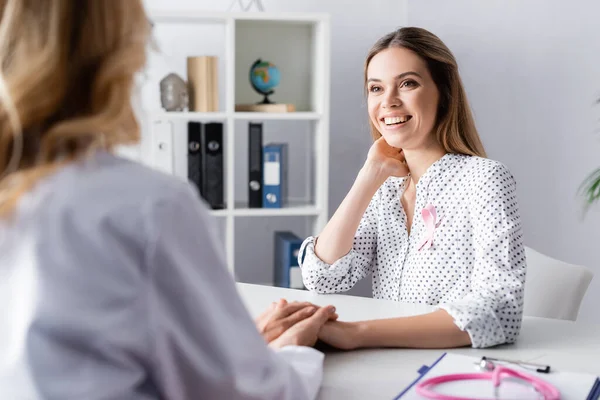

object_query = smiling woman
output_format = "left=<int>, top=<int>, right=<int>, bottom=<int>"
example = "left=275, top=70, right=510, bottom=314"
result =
left=366, top=52, right=439, bottom=151
left=298, top=27, right=527, bottom=350
left=364, top=28, right=485, bottom=157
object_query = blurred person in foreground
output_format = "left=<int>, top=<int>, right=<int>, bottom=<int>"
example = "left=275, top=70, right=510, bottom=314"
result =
left=0, top=1, right=336, bottom=399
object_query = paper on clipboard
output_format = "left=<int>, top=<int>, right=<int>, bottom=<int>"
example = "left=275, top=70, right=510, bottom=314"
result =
left=395, top=353, right=598, bottom=400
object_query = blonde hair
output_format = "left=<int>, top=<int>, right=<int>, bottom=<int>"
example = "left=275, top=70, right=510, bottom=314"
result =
left=0, top=0, right=150, bottom=217
left=364, top=27, right=487, bottom=158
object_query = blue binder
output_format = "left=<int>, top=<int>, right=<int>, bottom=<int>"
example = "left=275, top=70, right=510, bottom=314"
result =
left=262, top=143, right=288, bottom=208
left=274, top=231, right=304, bottom=289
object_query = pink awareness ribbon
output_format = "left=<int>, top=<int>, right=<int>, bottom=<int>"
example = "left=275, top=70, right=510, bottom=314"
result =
left=417, top=204, right=443, bottom=251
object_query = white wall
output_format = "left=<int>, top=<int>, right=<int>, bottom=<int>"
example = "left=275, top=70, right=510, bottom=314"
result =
left=407, top=0, right=600, bottom=323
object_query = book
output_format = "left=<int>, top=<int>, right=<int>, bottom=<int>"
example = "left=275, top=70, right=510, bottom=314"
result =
left=274, top=231, right=304, bottom=289
left=187, top=55, right=218, bottom=112
left=395, top=352, right=599, bottom=399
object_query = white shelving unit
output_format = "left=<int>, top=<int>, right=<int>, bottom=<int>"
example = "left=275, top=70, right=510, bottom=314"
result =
left=141, top=10, right=331, bottom=274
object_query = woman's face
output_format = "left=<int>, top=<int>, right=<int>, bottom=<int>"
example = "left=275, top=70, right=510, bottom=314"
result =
left=366, top=47, right=440, bottom=150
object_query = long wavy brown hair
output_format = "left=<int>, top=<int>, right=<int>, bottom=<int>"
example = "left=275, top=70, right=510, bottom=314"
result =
left=364, top=27, right=487, bottom=158
left=0, top=0, right=150, bottom=217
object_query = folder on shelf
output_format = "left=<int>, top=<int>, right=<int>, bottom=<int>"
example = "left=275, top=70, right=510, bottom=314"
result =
left=274, top=231, right=305, bottom=289
left=201, top=122, right=225, bottom=209
left=152, top=121, right=174, bottom=175
left=188, top=121, right=203, bottom=193
left=187, top=121, right=225, bottom=209
left=262, top=143, right=288, bottom=208
left=395, top=352, right=600, bottom=399
left=248, top=122, right=263, bottom=208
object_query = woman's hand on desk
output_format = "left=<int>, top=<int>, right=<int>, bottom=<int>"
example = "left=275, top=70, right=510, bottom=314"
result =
left=317, top=321, right=362, bottom=350
left=317, top=311, right=472, bottom=350
left=255, top=299, right=338, bottom=344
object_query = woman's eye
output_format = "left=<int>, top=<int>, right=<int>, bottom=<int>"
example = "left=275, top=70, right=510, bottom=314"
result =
left=368, top=86, right=382, bottom=93
left=401, top=80, right=418, bottom=88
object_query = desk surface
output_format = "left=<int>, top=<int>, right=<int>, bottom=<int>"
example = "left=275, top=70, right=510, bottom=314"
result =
left=236, top=283, right=600, bottom=400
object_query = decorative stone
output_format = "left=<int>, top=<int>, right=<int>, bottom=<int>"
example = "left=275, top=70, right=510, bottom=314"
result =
left=160, top=73, right=188, bottom=111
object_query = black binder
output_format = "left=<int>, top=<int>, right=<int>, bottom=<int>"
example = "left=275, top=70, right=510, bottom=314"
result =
left=187, top=121, right=225, bottom=209
left=201, top=122, right=225, bottom=209
left=248, top=122, right=263, bottom=208
left=187, top=121, right=203, bottom=193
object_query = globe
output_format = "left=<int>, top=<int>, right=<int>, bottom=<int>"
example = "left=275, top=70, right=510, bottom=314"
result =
left=249, top=59, right=280, bottom=104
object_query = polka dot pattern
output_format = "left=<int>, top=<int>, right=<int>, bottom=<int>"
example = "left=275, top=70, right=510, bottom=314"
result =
left=298, top=154, right=527, bottom=348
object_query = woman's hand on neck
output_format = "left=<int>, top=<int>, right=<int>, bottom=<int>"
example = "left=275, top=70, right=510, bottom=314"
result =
left=403, top=140, right=447, bottom=185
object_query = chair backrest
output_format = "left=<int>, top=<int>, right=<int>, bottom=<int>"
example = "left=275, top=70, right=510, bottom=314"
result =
left=523, top=246, right=594, bottom=321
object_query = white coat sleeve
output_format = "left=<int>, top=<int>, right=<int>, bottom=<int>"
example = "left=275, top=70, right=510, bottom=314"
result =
left=146, top=182, right=324, bottom=400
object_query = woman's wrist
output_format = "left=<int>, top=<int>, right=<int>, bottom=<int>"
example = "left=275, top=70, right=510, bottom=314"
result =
left=351, top=321, right=369, bottom=349
left=358, top=161, right=390, bottom=188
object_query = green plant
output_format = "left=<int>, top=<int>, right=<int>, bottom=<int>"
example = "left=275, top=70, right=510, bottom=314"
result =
left=580, top=168, right=600, bottom=206
left=579, top=97, right=600, bottom=208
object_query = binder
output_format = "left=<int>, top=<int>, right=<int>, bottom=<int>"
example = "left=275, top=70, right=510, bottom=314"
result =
left=262, top=143, right=288, bottom=208
left=187, top=121, right=203, bottom=193
left=152, top=121, right=174, bottom=175
left=395, top=352, right=600, bottom=399
left=201, top=122, right=225, bottom=209
left=274, top=231, right=304, bottom=289
left=187, top=121, right=224, bottom=209
left=248, top=122, right=263, bottom=208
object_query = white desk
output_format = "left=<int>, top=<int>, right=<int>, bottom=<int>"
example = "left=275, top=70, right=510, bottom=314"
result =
left=237, top=283, right=600, bottom=400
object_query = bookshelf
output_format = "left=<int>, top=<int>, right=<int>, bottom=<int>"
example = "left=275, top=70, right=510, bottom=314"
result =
left=137, top=10, right=331, bottom=275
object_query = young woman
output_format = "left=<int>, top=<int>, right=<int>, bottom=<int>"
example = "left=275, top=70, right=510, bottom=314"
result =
left=0, top=1, right=336, bottom=399
left=299, top=27, right=527, bottom=350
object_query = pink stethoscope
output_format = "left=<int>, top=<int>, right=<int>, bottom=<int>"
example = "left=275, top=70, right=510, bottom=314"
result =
left=415, top=358, right=560, bottom=400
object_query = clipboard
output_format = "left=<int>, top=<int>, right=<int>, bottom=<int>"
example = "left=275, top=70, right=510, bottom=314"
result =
left=394, top=352, right=600, bottom=400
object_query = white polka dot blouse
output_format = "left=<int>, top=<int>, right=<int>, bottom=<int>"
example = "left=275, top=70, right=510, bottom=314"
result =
left=299, top=153, right=527, bottom=348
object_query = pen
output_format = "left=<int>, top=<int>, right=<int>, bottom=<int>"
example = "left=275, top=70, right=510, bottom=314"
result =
left=481, top=356, right=551, bottom=373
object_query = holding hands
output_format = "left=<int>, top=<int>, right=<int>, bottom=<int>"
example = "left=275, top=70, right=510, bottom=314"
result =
left=256, top=299, right=338, bottom=349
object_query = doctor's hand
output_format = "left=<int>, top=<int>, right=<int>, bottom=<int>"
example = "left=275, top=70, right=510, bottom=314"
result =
left=255, top=299, right=338, bottom=344
left=268, top=304, right=338, bottom=349
left=365, top=136, right=409, bottom=178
